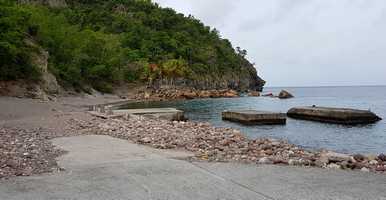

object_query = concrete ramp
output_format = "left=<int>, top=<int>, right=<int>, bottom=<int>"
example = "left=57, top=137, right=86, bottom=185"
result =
left=1, top=135, right=386, bottom=200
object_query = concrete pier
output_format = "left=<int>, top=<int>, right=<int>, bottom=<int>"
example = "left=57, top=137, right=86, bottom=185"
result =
left=222, top=110, right=286, bottom=125
left=287, top=106, right=382, bottom=124
left=112, top=108, right=185, bottom=121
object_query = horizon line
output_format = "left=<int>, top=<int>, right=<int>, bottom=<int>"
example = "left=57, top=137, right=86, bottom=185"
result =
left=265, top=84, right=386, bottom=88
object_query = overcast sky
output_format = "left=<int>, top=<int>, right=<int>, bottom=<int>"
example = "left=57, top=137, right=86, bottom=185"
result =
left=154, top=0, right=386, bottom=87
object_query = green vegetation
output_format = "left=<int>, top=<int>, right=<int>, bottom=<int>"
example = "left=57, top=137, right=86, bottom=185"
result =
left=0, top=1, right=40, bottom=81
left=0, top=0, right=261, bottom=92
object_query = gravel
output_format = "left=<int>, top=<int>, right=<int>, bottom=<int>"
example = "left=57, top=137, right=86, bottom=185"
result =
left=0, top=127, right=64, bottom=179
left=2, top=110, right=385, bottom=180
left=68, top=115, right=386, bottom=174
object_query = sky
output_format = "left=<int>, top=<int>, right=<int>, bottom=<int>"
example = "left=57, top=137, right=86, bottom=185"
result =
left=153, top=0, right=386, bottom=87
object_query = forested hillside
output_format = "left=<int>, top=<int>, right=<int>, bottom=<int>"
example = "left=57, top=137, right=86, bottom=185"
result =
left=0, top=0, right=265, bottom=93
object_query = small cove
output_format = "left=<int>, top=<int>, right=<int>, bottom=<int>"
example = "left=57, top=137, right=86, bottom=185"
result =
left=120, top=86, right=386, bottom=154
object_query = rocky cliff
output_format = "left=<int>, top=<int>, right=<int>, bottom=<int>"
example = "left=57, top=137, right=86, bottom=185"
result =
left=10, top=0, right=265, bottom=95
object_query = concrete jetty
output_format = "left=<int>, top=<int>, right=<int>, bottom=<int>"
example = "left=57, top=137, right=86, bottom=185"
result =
left=222, top=110, right=286, bottom=125
left=111, top=108, right=185, bottom=121
left=89, top=102, right=185, bottom=121
left=287, top=106, right=382, bottom=124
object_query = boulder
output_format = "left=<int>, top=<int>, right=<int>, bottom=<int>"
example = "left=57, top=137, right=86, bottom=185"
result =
left=182, top=91, right=198, bottom=99
left=278, top=90, right=294, bottom=99
left=248, top=91, right=260, bottom=97
left=223, top=90, right=239, bottom=98
left=378, top=154, right=386, bottom=162
left=258, top=157, right=273, bottom=164
left=315, top=156, right=329, bottom=167
left=327, top=163, right=341, bottom=169
left=323, top=152, right=351, bottom=163
left=353, top=154, right=365, bottom=162
left=200, top=91, right=210, bottom=98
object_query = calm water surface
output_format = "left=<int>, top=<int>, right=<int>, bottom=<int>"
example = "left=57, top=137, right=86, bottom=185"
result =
left=123, top=86, right=386, bottom=154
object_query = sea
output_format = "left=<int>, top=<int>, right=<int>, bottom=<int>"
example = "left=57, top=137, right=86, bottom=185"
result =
left=122, top=86, right=386, bottom=154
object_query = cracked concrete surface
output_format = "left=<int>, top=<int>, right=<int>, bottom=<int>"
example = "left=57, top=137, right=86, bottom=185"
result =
left=1, top=135, right=386, bottom=200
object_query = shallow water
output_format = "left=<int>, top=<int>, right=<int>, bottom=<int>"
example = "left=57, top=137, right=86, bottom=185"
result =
left=122, top=86, right=386, bottom=154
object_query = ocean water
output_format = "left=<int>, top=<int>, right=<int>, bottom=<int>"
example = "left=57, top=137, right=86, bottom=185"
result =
left=123, top=86, right=386, bottom=154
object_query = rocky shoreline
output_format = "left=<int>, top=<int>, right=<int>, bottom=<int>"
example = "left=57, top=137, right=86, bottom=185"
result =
left=68, top=115, right=386, bottom=174
left=1, top=96, right=385, bottom=179
left=0, top=127, right=64, bottom=179
left=134, top=88, right=241, bottom=100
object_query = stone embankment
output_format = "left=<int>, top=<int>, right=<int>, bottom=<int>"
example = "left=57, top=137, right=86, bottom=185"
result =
left=68, top=116, right=386, bottom=174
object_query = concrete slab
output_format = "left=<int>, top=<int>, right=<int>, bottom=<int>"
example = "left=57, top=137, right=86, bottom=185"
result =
left=287, top=106, right=382, bottom=124
left=1, top=135, right=386, bottom=200
left=113, top=108, right=185, bottom=121
left=222, top=110, right=286, bottom=125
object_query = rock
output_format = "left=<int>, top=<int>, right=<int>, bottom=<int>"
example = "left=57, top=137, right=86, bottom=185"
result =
left=6, top=159, right=20, bottom=168
left=182, top=91, right=198, bottom=99
left=144, top=92, right=151, bottom=99
left=22, top=168, right=33, bottom=176
left=258, top=157, right=273, bottom=165
left=378, top=154, right=386, bottom=162
left=198, top=91, right=211, bottom=98
left=278, top=90, right=294, bottom=99
left=272, top=159, right=288, bottom=165
left=324, top=152, right=351, bottom=163
left=353, top=162, right=367, bottom=170
left=222, top=90, right=239, bottom=98
left=375, top=165, right=386, bottom=172
left=248, top=91, right=260, bottom=97
left=339, top=161, right=349, bottom=169
left=327, top=163, right=341, bottom=169
left=369, top=160, right=379, bottom=165
left=353, top=154, right=365, bottom=162
left=361, top=167, right=370, bottom=172
left=264, top=149, right=273, bottom=156
left=140, top=137, right=152, bottom=143
left=288, top=159, right=304, bottom=166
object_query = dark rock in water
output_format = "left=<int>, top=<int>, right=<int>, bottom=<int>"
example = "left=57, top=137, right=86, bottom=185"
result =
left=287, top=106, right=382, bottom=125
left=278, top=90, right=294, bottom=99
left=222, top=110, right=286, bottom=125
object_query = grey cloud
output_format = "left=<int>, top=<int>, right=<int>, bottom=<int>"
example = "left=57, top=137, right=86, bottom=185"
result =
left=154, top=0, right=386, bottom=87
